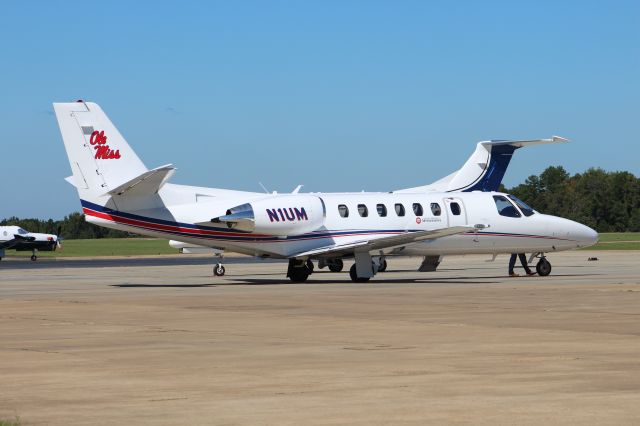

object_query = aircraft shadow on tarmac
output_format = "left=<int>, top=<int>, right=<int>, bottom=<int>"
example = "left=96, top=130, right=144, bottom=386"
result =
left=112, top=283, right=220, bottom=288
left=110, top=268, right=602, bottom=287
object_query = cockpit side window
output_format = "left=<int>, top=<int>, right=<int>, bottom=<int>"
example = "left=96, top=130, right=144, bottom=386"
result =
left=493, top=195, right=521, bottom=218
left=17, top=228, right=28, bottom=234
left=508, top=195, right=535, bottom=217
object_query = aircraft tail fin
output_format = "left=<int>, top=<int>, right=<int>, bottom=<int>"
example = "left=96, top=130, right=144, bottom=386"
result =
left=54, top=101, right=151, bottom=203
left=396, top=136, right=568, bottom=193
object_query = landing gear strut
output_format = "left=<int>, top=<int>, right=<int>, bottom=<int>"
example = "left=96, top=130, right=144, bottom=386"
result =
left=31, top=249, right=38, bottom=261
left=213, top=253, right=225, bottom=276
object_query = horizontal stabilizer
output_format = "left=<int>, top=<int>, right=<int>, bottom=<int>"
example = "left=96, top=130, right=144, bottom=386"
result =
left=292, top=226, right=472, bottom=258
left=105, top=164, right=176, bottom=196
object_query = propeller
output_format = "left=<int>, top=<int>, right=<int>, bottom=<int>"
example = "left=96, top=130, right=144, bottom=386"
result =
left=55, top=226, right=63, bottom=251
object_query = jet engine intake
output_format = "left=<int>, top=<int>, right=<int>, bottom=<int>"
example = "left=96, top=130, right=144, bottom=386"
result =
left=213, top=195, right=325, bottom=236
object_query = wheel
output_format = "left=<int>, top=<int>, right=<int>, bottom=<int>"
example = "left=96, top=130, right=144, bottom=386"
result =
left=289, top=267, right=310, bottom=283
left=377, top=259, right=387, bottom=272
left=213, top=264, right=226, bottom=276
left=536, top=258, right=552, bottom=276
left=30, top=255, right=37, bottom=261
left=328, top=259, right=343, bottom=273
left=349, top=264, right=370, bottom=283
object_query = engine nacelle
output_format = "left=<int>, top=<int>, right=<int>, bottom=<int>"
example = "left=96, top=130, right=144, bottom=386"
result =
left=216, top=195, right=325, bottom=236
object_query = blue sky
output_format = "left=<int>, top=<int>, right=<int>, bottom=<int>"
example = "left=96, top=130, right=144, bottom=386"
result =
left=1, top=1, right=638, bottom=219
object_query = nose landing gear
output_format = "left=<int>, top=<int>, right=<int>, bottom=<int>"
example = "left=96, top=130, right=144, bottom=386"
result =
left=212, top=253, right=225, bottom=276
left=536, top=257, right=552, bottom=276
left=213, top=263, right=226, bottom=276
left=530, top=253, right=552, bottom=276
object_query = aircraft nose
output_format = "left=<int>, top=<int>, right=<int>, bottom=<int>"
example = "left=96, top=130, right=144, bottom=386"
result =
left=571, top=221, right=598, bottom=248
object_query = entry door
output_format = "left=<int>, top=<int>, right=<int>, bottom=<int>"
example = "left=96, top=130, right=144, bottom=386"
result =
left=444, top=197, right=467, bottom=227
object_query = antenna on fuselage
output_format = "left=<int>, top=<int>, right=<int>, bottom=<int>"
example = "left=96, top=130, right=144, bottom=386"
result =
left=258, top=182, right=270, bottom=194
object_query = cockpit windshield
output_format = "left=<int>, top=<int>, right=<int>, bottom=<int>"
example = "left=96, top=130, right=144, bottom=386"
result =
left=493, top=196, right=521, bottom=217
left=17, top=228, right=28, bottom=234
left=508, top=195, right=535, bottom=217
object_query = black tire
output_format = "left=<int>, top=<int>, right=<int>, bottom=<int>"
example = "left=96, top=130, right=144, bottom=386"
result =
left=289, top=267, right=310, bottom=283
left=536, top=259, right=552, bottom=276
left=30, top=255, right=37, bottom=261
left=213, top=264, right=226, bottom=276
left=378, top=259, right=387, bottom=272
left=328, top=259, right=344, bottom=273
left=349, top=264, right=370, bottom=283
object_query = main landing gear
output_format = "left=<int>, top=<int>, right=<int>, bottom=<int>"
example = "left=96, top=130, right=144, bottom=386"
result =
left=287, top=258, right=314, bottom=283
left=318, top=258, right=344, bottom=272
left=529, top=253, right=552, bottom=276
left=30, top=249, right=38, bottom=261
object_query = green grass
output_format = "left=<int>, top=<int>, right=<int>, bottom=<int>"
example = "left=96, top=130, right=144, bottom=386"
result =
left=582, top=232, right=640, bottom=250
left=0, top=418, right=21, bottom=426
left=10, top=238, right=179, bottom=258
left=7, top=232, right=640, bottom=259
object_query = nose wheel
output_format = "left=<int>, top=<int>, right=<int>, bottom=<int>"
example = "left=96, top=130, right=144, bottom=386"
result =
left=536, top=258, right=552, bottom=276
left=212, top=253, right=226, bottom=276
left=213, top=263, right=226, bottom=276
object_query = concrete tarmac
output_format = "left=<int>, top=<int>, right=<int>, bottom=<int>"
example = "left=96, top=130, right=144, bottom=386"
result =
left=1, top=251, right=639, bottom=425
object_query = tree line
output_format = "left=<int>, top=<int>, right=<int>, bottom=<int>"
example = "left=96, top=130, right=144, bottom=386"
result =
left=0, top=212, right=130, bottom=239
left=504, top=167, right=640, bottom=232
left=2, top=167, right=639, bottom=238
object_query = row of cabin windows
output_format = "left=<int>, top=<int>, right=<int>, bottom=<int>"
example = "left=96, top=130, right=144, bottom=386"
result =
left=337, top=202, right=456, bottom=218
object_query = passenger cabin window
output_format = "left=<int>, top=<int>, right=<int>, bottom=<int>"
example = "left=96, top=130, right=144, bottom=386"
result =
left=338, top=204, right=349, bottom=218
left=357, top=204, right=368, bottom=217
left=450, top=202, right=461, bottom=216
left=508, top=195, right=535, bottom=217
left=413, top=203, right=423, bottom=216
left=430, top=203, right=441, bottom=216
left=395, top=203, right=405, bottom=216
left=493, top=196, right=521, bottom=218
left=376, top=204, right=387, bottom=217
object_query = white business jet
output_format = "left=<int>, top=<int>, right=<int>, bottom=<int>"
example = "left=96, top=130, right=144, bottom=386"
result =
left=0, top=226, right=61, bottom=261
left=54, top=101, right=597, bottom=282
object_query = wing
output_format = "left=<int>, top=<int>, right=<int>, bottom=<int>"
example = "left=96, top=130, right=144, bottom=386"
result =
left=0, top=234, right=35, bottom=249
left=291, top=226, right=473, bottom=258
left=0, top=238, right=18, bottom=249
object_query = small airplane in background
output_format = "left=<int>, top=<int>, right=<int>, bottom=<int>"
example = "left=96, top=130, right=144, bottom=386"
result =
left=0, top=226, right=61, bottom=261
left=54, top=101, right=597, bottom=282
